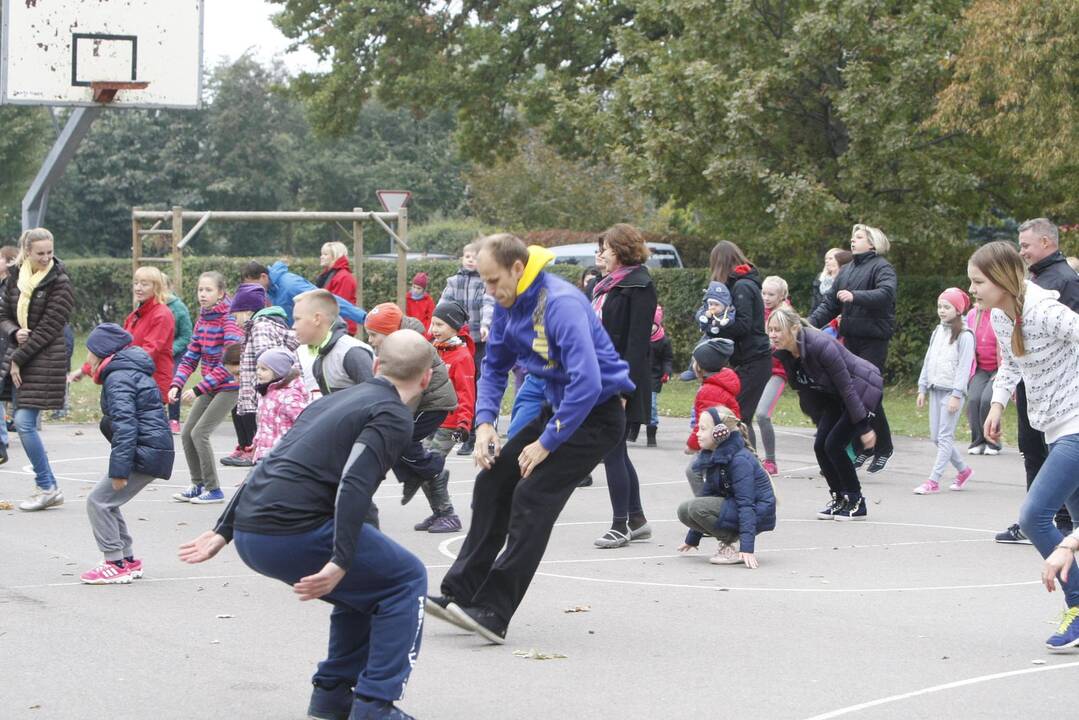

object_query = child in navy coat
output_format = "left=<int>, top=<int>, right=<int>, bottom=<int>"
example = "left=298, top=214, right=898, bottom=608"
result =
left=677, top=405, right=776, bottom=567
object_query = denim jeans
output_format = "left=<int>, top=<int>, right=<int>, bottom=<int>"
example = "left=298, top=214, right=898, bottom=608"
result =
left=1019, top=433, right=1079, bottom=607
left=15, top=407, right=56, bottom=490
left=650, top=391, right=659, bottom=427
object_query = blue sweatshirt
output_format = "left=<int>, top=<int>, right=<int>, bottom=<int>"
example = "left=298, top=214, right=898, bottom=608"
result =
left=268, top=260, right=367, bottom=326
left=475, top=246, right=634, bottom=452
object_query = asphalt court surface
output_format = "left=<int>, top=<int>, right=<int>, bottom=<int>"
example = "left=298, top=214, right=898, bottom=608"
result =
left=3, top=419, right=1078, bottom=719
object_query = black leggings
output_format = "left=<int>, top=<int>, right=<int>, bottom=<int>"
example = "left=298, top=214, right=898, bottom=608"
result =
left=733, top=355, right=773, bottom=451
left=844, top=336, right=893, bottom=455
left=602, top=426, right=644, bottom=521
left=232, top=409, right=257, bottom=448
left=814, top=399, right=861, bottom=498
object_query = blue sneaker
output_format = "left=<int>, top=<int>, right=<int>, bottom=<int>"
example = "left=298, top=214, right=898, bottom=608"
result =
left=308, top=681, right=353, bottom=720
left=189, top=488, right=225, bottom=504
left=171, top=484, right=204, bottom=502
left=1046, top=607, right=1079, bottom=652
left=349, top=696, right=415, bottom=719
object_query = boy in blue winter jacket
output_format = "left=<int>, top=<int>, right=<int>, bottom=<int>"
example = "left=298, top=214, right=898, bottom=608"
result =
left=677, top=405, right=775, bottom=568
left=80, top=324, right=176, bottom=585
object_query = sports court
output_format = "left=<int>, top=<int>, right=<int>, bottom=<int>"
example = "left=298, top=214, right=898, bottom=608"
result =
left=2, top=419, right=1074, bottom=719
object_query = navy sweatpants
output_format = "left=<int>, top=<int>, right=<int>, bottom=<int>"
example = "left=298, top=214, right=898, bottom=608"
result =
left=234, top=521, right=427, bottom=702
left=393, top=410, right=449, bottom=486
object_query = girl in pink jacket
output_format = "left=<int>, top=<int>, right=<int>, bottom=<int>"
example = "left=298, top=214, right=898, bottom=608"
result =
left=251, top=348, right=310, bottom=463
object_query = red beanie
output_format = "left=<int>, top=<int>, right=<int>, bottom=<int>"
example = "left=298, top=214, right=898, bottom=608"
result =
left=364, top=302, right=403, bottom=335
left=411, top=272, right=428, bottom=289
left=938, top=287, right=970, bottom=315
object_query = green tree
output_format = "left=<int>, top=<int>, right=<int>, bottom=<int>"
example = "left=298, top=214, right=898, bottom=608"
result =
left=465, top=131, right=650, bottom=231
left=932, top=0, right=1078, bottom=219
left=0, top=106, right=52, bottom=238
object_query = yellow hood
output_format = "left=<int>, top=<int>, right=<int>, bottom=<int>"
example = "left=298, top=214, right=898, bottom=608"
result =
left=516, top=245, right=555, bottom=296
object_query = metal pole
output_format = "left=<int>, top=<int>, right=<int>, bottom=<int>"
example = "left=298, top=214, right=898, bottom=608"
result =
left=396, top=206, right=408, bottom=309
left=131, top=207, right=142, bottom=292
left=21, top=106, right=103, bottom=230
left=171, top=206, right=184, bottom=296
left=353, top=209, right=364, bottom=312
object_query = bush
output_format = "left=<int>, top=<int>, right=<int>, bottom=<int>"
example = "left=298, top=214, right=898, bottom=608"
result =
left=64, top=257, right=963, bottom=384
left=409, top=219, right=489, bottom=256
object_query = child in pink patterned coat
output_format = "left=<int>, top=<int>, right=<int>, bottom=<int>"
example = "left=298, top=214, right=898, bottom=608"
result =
left=251, top=348, right=310, bottom=463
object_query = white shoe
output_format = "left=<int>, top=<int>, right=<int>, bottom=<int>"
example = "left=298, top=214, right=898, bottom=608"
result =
left=709, top=542, right=743, bottom=565
left=967, top=445, right=985, bottom=455
left=19, top=488, right=64, bottom=512
left=984, top=446, right=1001, bottom=456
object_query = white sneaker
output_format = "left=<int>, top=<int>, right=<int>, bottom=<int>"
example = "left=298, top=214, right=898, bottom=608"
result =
left=984, top=446, right=1001, bottom=456
left=19, top=488, right=64, bottom=512
left=709, top=542, right=743, bottom=565
left=967, top=445, right=985, bottom=455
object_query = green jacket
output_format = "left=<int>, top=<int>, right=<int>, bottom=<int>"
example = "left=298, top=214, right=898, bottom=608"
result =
left=166, top=294, right=194, bottom=357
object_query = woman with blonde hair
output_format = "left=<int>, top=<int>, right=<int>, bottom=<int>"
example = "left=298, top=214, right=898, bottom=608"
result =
left=807, top=223, right=897, bottom=474
left=768, top=303, right=882, bottom=521
left=967, top=241, right=1079, bottom=651
left=315, top=241, right=358, bottom=335
left=0, top=228, right=75, bottom=511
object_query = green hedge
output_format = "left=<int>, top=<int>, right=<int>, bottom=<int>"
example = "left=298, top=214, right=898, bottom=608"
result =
left=64, top=258, right=964, bottom=383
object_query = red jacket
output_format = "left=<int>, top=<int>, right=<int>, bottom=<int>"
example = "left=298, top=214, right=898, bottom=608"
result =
left=124, top=296, right=176, bottom=401
left=317, top=256, right=358, bottom=335
left=433, top=330, right=475, bottom=431
left=687, top=368, right=742, bottom=451
left=407, top=292, right=435, bottom=331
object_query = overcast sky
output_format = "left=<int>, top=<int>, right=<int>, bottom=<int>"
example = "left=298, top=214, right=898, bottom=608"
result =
left=203, top=0, right=323, bottom=74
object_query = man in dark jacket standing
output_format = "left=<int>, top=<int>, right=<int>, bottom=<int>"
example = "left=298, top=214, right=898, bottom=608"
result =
left=180, top=330, right=433, bottom=720
left=997, top=218, right=1079, bottom=543
left=426, top=234, right=634, bottom=644
left=808, top=224, right=897, bottom=473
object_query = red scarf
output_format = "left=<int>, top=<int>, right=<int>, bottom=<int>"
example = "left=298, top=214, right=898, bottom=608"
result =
left=591, top=265, right=637, bottom=318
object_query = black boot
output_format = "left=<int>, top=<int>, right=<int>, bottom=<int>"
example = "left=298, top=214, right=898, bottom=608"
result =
left=646, top=425, right=657, bottom=447
left=627, top=423, right=640, bottom=442
left=456, top=433, right=475, bottom=456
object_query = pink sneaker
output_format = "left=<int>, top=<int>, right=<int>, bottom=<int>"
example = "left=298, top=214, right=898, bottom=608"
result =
left=80, top=561, right=132, bottom=585
left=950, top=467, right=973, bottom=491
left=913, top=480, right=940, bottom=495
left=169, top=420, right=181, bottom=435
left=125, top=558, right=144, bottom=579
left=762, top=459, right=778, bottom=476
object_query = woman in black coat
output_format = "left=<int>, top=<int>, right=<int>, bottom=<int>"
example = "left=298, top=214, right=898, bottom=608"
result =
left=807, top=224, right=897, bottom=472
left=704, top=241, right=773, bottom=450
left=591, top=224, right=658, bottom=549
left=769, top=304, right=882, bottom=522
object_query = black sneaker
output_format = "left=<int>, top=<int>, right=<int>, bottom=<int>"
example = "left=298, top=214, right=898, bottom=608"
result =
left=834, top=495, right=867, bottom=522
left=852, top=451, right=871, bottom=470
left=400, top=475, right=426, bottom=506
left=425, top=595, right=472, bottom=631
left=995, top=523, right=1032, bottom=544
left=867, top=452, right=893, bottom=474
left=447, top=603, right=507, bottom=644
left=456, top=437, right=475, bottom=456
left=308, top=681, right=353, bottom=720
left=348, top=696, right=415, bottom=720
left=816, top=494, right=842, bottom=520
left=577, top=475, right=593, bottom=487
left=0, top=443, right=7, bottom=466
left=1056, top=513, right=1074, bottom=536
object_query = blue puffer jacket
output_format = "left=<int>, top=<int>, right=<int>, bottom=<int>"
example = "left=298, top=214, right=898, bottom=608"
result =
left=268, top=261, right=366, bottom=325
left=96, top=347, right=175, bottom=480
left=687, top=433, right=776, bottom=553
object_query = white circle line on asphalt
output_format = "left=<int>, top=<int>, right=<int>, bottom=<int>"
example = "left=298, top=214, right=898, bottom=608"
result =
left=800, top=660, right=1079, bottom=719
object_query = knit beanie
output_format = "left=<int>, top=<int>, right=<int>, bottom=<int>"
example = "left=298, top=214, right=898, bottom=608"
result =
left=703, top=281, right=732, bottom=307
left=411, top=272, right=429, bottom=290
left=230, top=283, right=267, bottom=313
left=938, top=287, right=970, bottom=315
left=256, top=347, right=296, bottom=381
left=364, top=302, right=403, bottom=335
left=692, top=337, right=735, bottom=374
left=87, top=323, right=132, bottom=359
left=433, top=301, right=469, bottom=331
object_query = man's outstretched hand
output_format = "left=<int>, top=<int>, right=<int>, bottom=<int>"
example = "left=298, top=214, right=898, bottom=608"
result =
left=178, top=530, right=227, bottom=564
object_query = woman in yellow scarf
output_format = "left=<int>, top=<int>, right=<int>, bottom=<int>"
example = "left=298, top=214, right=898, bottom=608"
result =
left=0, top=228, right=75, bottom=512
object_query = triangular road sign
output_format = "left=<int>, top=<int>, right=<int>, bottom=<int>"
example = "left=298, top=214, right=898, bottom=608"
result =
left=377, top=190, right=412, bottom=214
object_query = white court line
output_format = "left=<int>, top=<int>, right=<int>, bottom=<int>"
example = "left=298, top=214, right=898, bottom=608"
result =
left=801, top=661, right=1079, bottom=719
left=7, top=573, right=259, bottom=591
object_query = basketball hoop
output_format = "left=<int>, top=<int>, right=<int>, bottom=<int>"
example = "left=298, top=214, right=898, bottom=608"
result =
left=90, top=81, right=149, bottom=104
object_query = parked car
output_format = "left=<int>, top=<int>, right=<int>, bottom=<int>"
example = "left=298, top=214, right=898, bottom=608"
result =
left=546, top=242, right=684, bottom=269
left=365, top=252, right=455, bottom=262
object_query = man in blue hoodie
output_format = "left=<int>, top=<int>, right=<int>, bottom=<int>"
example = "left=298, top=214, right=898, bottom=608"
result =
left=425, top=234, right=634, bottom=644
left=241, top=260, right=367, bottom=328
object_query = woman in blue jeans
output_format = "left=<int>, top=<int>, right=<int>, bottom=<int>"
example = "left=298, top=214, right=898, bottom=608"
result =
left=970, top=241, right=1079, bottom=651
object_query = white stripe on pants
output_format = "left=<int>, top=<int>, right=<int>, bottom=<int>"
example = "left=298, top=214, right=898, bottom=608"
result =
left=86, top=472, right=156, bottom=561
left=928, top=388, right=967, bottom=481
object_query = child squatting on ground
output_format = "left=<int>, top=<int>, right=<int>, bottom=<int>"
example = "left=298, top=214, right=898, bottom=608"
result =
left=80, top=323, right=175, bottom=585
left=914, top=287, right=975, bottom=494
left=677, top=406, right=777, bottom=568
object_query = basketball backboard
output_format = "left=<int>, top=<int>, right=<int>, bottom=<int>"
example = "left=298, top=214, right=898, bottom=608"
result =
left=1, top=0, right=203, bottom=108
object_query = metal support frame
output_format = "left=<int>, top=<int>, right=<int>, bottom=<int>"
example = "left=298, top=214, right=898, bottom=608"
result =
left=21, top=106, right=102, bottom=230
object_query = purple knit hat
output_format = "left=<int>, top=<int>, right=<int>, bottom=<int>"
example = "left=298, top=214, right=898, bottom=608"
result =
left=256, top=347, right=296, bottom=381
left=230, top=283, right=267, bottom=313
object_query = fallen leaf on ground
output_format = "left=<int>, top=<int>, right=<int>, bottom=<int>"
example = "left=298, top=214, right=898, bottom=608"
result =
left=513, top=649, right=567, bottom=660
left=1032, top=659, right=1047, bottom=665
left=176, top=521, right=188, bottom=526
left=73, top=430, right=83, bottom=436
left=0, top=501, right=12, bottom=510
left=210, top=640, right=220, bottom=644
left=216, top=614, right=235, bottom=619
left=563, top=605, right=591, bottom=613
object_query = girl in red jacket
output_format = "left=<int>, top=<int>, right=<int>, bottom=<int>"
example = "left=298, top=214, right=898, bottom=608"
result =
left=69, top=266, right=175, bottom=402
left=685, top=337, right=742, bottom=495
left=406, top=272, right=435, bottom=331
left=414, top=301, right=474, bottom=533
left=315, top=241, right=358, bottom=335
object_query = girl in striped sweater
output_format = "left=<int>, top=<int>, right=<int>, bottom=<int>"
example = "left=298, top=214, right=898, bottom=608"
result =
left=169, top=272, right=243, bottom=504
